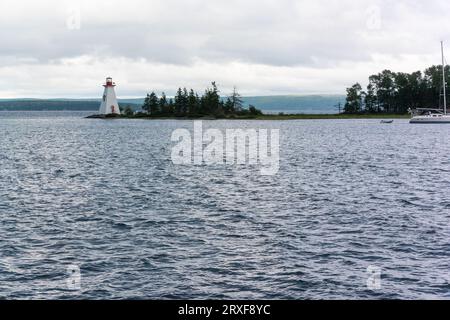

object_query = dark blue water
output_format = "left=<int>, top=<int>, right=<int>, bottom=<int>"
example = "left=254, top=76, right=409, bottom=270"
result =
left=0, top=111, right=449, bottom=299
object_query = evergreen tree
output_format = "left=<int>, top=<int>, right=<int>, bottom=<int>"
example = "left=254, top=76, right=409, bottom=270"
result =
left=201, top=82, right=221, bottom=115
left=344, top=83, right=363, bottom=114
left=408, top=71, right=426, bottom=109
left=187, top=89, right=198, bottom=116
left=230, top=86, right=244, bottom=112
left=182, top=88, right=189, bottom=115
left=345, top=65, right=450, bottom=114
left=159, top=92, right=168, bottom=115
left=224, top=97, right=234, bottom=114
left=122, top=105, right=134, bottom=117
left=142, top=93, right=151, bottom=114
left=140, top=82, right=262, bottom=118
left=174, top=88, right=185, bottom=116
left=364, top=83, right=377, bottom=113
left=148, top=92, right=160, bottom=115
left=249, top=104, right=262, bottom=116
left=167, top=98, right=175, bottom=115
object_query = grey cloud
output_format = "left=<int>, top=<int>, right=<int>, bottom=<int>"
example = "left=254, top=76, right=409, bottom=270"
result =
left=3, top=0, right=445, bottom=66
left=1, top=0, right=450, bottom=97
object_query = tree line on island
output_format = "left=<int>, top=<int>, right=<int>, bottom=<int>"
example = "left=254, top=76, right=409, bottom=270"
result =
left=344, top=65, right=450, bottom=114
left=123, top=82, right=263, bottom=118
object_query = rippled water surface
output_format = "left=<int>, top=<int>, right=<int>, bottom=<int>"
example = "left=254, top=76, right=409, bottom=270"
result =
left=0, top=111, right=450, bottom=299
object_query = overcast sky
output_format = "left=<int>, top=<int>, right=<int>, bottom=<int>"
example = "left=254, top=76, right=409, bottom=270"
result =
left=1, top=0, right=450, bottom=98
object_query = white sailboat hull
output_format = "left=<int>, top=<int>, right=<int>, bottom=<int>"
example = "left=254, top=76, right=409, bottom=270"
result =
left=410, top=115, right=450, bottom=123
left=410, top=42, right=450, bottom=124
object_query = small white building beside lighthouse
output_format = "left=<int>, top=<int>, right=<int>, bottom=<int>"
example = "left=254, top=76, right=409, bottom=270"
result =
left=99, top=77, right=121, bottom=115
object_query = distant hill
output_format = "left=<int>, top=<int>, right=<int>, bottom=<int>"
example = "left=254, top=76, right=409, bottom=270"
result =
left=0, top=100, right=99, bottom=111
left=0, top=99, right=139, bottom=111
left=239, top=95, right=345, bottom=114
left=0, top=95, right=345, bottom=114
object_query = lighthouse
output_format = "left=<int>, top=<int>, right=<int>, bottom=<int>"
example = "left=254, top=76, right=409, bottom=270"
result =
left=99, top=77, right=121, bottom=115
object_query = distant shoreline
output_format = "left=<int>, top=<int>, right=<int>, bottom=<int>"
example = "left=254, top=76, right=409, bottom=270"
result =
left=248, top=114, right=409, bottom=120
left=0, top=110, right=409, bottom=119
left=87, top=113, right=410, bottom=120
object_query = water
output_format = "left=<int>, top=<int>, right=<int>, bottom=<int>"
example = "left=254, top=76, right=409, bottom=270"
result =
left=0, top=111, right=449, bottom=300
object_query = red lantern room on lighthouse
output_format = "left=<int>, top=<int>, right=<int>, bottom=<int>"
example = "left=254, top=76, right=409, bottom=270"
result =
left=104, top=77, right=116, bottom=87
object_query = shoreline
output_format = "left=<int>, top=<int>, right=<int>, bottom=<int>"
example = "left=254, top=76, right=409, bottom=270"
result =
left=88, top=113, right=410, bottom=120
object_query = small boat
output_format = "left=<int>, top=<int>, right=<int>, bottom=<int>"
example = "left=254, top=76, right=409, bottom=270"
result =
left=380, top=120, right=394, bottom=124
left=410, top=41, right=450, bottom=124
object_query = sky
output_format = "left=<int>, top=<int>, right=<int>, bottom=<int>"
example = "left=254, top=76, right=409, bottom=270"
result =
left=1, top=0, right=450, bottom=98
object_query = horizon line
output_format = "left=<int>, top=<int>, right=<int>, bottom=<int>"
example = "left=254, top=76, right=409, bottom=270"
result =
left=0, top=93, right=347, bottom=100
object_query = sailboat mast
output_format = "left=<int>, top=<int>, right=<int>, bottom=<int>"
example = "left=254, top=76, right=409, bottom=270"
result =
left=442, top=41, right=447, bottom=115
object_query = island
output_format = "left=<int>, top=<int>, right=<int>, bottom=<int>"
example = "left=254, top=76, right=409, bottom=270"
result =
left=112, top=82, right=409, bottom=120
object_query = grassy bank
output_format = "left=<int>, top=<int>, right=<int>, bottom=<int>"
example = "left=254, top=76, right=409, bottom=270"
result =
left=252, top=113, right=410, bottom=120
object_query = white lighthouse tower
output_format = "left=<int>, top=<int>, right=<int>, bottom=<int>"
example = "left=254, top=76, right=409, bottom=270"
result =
left=99, top=77, right=121, bottom=115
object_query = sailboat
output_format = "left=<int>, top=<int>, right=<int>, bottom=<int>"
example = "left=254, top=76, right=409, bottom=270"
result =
left=410, top=41, right=450, bottom=124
